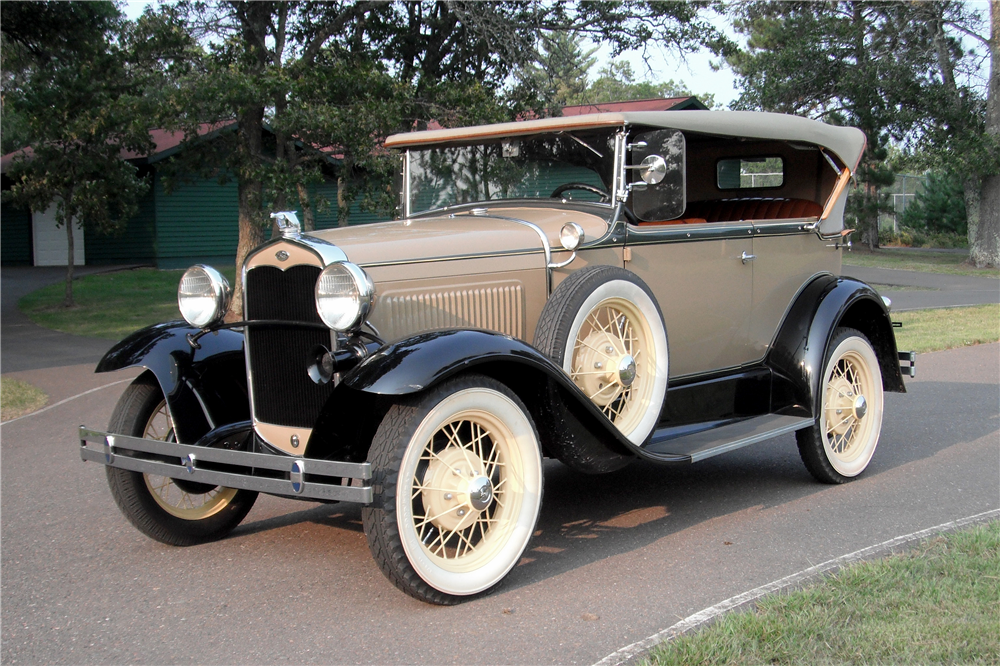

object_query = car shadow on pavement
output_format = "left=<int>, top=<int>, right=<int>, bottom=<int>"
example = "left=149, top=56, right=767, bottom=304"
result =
left=215, top=379, right=997, bottom=596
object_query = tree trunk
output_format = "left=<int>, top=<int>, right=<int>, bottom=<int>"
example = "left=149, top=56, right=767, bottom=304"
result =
left=337, top=176, right=348, bottom=227
left=230, top=106, right=267, bottom=320
left=965, top=179, right=982, bottom=252
left=62, top=207, right=76, bottom=308
left=972, top=0, right=999, bottom=268
left=972, top=175, right=999, bottom=267
left=297, top=182, right=315, bottom=231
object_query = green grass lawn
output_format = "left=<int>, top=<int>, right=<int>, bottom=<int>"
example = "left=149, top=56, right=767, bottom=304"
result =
left=644, top=521, right=1000, bottom=665
left=18, top=267, right=234, bottom=340
left=844, top=246, right=1000, bottom=278
left=893, top=304, right=1000, bottom=354
left=0, top=377, right=49, bottom=421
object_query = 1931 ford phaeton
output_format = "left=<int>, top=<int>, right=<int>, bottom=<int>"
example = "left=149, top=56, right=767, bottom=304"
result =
left=80, top=111, right=913, bottom=604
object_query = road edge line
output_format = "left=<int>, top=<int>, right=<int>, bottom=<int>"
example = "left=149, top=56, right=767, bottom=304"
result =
left=0, top=378, right=133, bottom=426
left=593, top=508, right=1000, bottom=666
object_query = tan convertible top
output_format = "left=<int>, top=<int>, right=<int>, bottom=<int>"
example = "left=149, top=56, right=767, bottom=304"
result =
left=385, top=111, right=867, bottom=171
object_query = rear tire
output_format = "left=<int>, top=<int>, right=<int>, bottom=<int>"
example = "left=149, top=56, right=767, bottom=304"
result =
left=797, top=328, right=884, bottom=484
left=105, top=374, right=257, bottom=546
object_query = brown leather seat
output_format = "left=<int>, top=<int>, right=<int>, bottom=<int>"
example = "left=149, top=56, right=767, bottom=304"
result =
left=685, top=198, right=823, bottom=222
left=637, top=198, right=822, bottom=226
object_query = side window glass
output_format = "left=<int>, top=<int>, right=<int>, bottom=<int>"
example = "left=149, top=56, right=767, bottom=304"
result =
left=717, top=157, right=784, bottom=190
left=631, top=129, right=686, bottom=221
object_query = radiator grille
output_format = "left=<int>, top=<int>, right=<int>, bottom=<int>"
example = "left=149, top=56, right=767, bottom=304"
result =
left=374, top=283, right=524, bottom=341
left=245, top=265, right=334, bottom=427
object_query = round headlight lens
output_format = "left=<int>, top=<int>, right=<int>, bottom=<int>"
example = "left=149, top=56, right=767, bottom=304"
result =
left=178, top=265, right=231, bottom=328
left=315, top=262, right=375, bottom=331
left=559, top=222, right=585, bottom=251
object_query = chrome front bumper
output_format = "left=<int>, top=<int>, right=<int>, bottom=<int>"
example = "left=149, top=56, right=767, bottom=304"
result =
left=79, top=427, right=372, bottom=504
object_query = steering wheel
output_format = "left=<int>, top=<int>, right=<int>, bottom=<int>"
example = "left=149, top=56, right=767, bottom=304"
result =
left=551, top=182, right=610, bottom=202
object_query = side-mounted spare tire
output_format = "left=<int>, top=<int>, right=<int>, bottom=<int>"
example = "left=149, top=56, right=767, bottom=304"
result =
left=533, top=265, right=669, bottom=472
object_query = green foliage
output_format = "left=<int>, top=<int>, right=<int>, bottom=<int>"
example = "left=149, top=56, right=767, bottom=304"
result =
left=900, top=172, right=968, bottom=234
left=1, top=1, right=161, bottom=306
left=566, top=60, right=717, bottom=108
left=879, top=227, right=969, bottom=249
left=520, top=31, right=598, bottom=109
left=727, top=1, right=990, bottom=250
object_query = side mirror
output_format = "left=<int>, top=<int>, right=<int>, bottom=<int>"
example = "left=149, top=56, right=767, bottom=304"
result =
left=630, top=129, right=686, bottom=221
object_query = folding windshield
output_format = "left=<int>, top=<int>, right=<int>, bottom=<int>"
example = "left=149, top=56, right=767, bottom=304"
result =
left=399, top=130, right=619, bottom=216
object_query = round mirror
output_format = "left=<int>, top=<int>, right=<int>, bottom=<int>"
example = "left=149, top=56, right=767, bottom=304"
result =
left=640, top=154, right=667, bottom=185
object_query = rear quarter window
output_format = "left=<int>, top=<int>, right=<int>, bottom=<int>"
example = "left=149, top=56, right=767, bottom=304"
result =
left=717, top=156, right=784, bottom=190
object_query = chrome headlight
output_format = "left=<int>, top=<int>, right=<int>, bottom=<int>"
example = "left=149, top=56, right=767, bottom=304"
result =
left=178, top=265, right=231, bottom=328
left=315, top=262, right=375, bottom=331
left=559, top=222, right=585, bottom=251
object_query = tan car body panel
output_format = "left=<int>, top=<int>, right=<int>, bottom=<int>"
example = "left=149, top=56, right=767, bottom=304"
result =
left=626, top=225, right=754, bottom=378
left=306, top=205, right=612, bottom=344
left=749, top=228, right=841, bottom=360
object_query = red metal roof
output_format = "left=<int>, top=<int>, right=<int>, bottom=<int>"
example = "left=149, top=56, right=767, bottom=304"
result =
left=1, top=122, right=234, bottom=173
left=559, top=97, right=704, bottom=115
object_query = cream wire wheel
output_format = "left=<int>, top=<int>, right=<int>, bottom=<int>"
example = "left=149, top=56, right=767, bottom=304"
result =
left=140, top=400, right=238, bottom=520
left=568, top=296, right=657, bottom=438
left=797, top=328, right=884, bottom=483
left=535, top=266, right=668, bottom=447
left=363, top=375, right=542, bottom=604
left=105, top=374, right=257, bottom=546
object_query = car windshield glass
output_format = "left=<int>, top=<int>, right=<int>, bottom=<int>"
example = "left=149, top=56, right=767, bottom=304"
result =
left=404, top=130, right=617, bottom=214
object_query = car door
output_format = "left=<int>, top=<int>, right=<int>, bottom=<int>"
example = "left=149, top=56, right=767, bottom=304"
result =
left=748, top=221, right=841, bottom=361
left=625, top=221, right=755, bottom=379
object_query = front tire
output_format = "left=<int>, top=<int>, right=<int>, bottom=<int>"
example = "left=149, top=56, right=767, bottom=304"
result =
left=362, top=375, right=543, bottom=604
left=797, top=328, right=884, bottom=484
left=105, top=374, right=258, bottom=546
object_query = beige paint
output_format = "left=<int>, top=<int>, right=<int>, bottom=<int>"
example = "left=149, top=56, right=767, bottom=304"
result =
left=625, top=227, right=754, bottom=378
left=749, top=229, right=841, bottom=359
left=245, top=241, right=324, bottom=270
left=255, top=422, right=311, bottom=456
left=309, top=206, right=609, bottom=268
left=369, top=271, right=546, bottom=342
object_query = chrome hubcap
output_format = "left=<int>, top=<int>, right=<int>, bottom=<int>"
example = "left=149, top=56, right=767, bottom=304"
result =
left=853, top=394, right=868, bottom=420
left=618, top=355, right=637, bottom=386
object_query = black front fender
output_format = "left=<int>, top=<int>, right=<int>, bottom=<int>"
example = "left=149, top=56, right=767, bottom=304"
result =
left=97, top=321, right=249, bottom=444
left=767, top=275, right=905, bottom=419
left=311, top=329, right=637, bottom=462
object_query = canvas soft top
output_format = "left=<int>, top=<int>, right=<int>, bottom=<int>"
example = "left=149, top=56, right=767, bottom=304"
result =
left=384, top=111, right=867, bottom=171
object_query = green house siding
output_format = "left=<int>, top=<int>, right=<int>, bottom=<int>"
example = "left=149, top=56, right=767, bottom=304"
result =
left=1, top=202, right=32, bottom=265
left=83, top=189, right=156, bottom=265
left=154, top=172, right=239, bottom=269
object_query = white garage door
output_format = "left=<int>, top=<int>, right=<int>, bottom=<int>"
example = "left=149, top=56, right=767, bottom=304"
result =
left=32, top=204, right=85, bottom=266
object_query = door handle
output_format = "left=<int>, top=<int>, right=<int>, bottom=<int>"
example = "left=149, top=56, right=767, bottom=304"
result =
left=741, top=251, right=756, bottom=264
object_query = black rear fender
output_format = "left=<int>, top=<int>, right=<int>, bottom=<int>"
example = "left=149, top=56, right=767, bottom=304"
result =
left=96, top=321, right=249, bottom=444
left=767, top=275, right=906, bottom=419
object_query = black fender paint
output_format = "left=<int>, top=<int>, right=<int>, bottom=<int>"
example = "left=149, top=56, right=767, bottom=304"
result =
left=766, top=274, right=906, bottom=420
left=96, top=321, right=249, bottom=444
left=306, top=329, right=644, bottom=462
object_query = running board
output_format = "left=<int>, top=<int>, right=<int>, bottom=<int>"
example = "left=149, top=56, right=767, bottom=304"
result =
left=644, top=414, right=814, bottom=463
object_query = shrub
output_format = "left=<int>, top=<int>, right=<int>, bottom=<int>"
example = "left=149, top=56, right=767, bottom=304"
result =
left=900, top=171, right=967, bottom=235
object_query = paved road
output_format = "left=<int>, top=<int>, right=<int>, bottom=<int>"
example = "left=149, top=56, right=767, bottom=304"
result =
left=843, top=265, right=999, bottom=311
left=1, top=267, right=139, bottom=373
left=2, top=344, right=996, bottom=665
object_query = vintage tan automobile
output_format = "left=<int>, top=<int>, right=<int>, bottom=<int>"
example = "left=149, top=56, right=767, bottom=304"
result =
left=80, top=111, right=913, bottom=604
